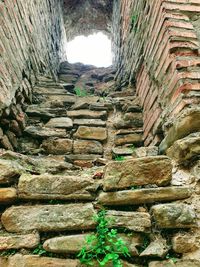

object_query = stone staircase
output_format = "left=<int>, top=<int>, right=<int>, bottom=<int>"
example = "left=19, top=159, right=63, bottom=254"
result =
left=0, top=63, right=199, bottom=267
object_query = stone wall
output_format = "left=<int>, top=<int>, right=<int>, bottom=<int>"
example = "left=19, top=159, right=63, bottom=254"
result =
left=0, top=0, right=66, bottom=111
left=113, top=0, right=200, bottom=148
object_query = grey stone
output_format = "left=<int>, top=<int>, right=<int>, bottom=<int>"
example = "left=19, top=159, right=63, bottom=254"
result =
left=45, top=117, right=73, bottom=128
left=67, top=109, right=107, bottom=120
left=74, top=126, right=107, bottom=141
left=25, top=126, right=68, bottom=138
left=74, top=119, right=106, bottom=127
left=73, top=140, right=103, bottom=154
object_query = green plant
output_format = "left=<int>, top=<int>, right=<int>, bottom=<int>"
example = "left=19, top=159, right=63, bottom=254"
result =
left=131, top=12, right=139, bottom=33
left=0, top=249, right=17, bottom=256
left=74, top=87, right=88, bottom=97
left=114, top=156, right=125, bottom=162
left=48, top=199, right=63, bottom=204
left=165, top=253, right=178, bottom=263
left=32, top=244, right=47, bottom=256
left=78, top=210, right=130, bottom=266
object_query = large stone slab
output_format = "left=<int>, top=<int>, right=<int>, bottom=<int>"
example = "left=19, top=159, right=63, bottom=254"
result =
left=0, top=159, right=23, bottom=184
left=18, top=173, right=97, bottom=200
left=1, top=204, right=96, bottom=233
left=103, top=156, right=172, bottom=191
left=149, top=260, right=200, bottom=267
left=25, top=126, right=68, bottom=138
left=151, top=204, right=197, bottom=229
left=67, top=110, right=107, bottom=120
left=114, top=132, right=143, bottom=146
left=74, top=126, right=107, bottom=141
left=73, top=140, right=103, bottom=154
left=106, top=210, right=151, bottom=232
left=167, top=132, right=200, bottom=164
left=0, top=232, right=39, bottom=250
left=0, top=188, right=17, bottom=203
left=74, top=118, right=106, bottom=127
left=0, top=254, right=80, bottom=267
left=98, top=186, right=192, bottom=205
left=43, top=233, right=142, bottom=256
left=45, top=117, right=73, bottom=128
left=26, top=105, right=67, bottom=118
left=41, top=138, right=73, bottom=155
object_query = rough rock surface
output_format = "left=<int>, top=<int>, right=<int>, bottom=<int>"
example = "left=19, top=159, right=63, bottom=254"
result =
left=18, top=173, right=97, bottom=200
left=74, top=126, right=107, bottom=141
left=0, top=188, right=17, bottom=203
left=151, top=204, right=197, bottom=229
left=1, top=204, right=96, bottom=232
left=103, top=156, right=172, bottom=191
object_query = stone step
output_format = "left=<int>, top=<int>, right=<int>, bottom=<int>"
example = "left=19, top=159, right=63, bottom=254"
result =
left=98, top=186, right=192, bottom=205
left=0, top=255, right=80, bottom=267
left=33, top=86, right=68, bottom=95
left=103, top=156, right=172, bottom=191
left=1, top=203, right=96, bottom=233
left=41, top=138, right=73, bottom=155
left=73, top=118, right=106, bottom=127
left=67, top=109, right=107, bottom=120
left=0, top=188, right=17, bottom=203
left=45, top=117, right=73, bottom=128
left=151, top=203, right=197, bottom=229
left=112, top=146, right=134, bottom=156
left=26, top=105, right=67, bottom=118
left=18, top=173, right=98, bottom=200
left=43, top=233, right=143, bottom=256
left=65, top=154, right=102, bottom=164
left=1, top=205, right=150, bottom=233
left=114, top=132, right=143, bottom=146
left=0, top=232, right=39, bottom=250
left=73, top=140, right=103, bottom=154
left=24, top=126, right=68, bottom=138
left=74, top=126, right=107, bottom=141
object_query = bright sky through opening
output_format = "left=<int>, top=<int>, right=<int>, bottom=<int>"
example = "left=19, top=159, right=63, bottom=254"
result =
left=66, top=32, right=112, bottom=67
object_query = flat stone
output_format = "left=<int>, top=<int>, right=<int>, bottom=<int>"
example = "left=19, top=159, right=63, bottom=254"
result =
left=98, top=186, right=192, bottom=205
left=41, top=138, right=73, bottom=155
left=0, top=254, right=80, bottom=267
left=167, top=132, right=200, bottom=164
left=45, top=117, right=73, bottom=128
left=43, top=233, right=143, bottom=256
left=0, top=188, right=17, bottom=203
left=25, top=126, right=68, bottom=138
left=114, top=133, right=143, bottom=146
left=0, top=159, right=22, bottom=184
left=74, top=119, right=106, bottom=127
left=59, top=73, right=79, bottom=83
left=73, top=140, right=103, bottom=154
left=149, top=260, right=200, bottom=267
left=1, top=203, right=96, bottom=232
left=114, top=113, right=143, bottom=129
left=0, top=232, right=39, bottom=250
left=103, top=156, right=172, bottom=191
left=26, top=105, right=67, bottom=118
left=151, top=204, right=197, bottom=229
left=65, top=154, right=101, bottom=163
left=70, top=96, right=99, bottom=110
left=18, top=173, right=97, bottom=200
left=172, top=232, right=198, bottom=253
left=67, top=110, right=107, bottom=120
left=159, top=107, right=200, bottom=153
left=140, top=236, right=168, bottom=258
left=74, top=126, right=107, bottom=141
left=132, top=146, right=158, bottom=158
left=112, top=146, right=133, bottom=155
left=106, top=210, right=151, bottom=232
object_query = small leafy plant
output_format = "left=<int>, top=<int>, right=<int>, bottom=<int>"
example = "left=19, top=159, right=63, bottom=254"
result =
left=0, top=249, right=17, bottom=256
left=32, top=244, right=47, bottom=256
left=114, top=156, right=125, bottom=162
left=78, top=210, right=130, bottom=266
left=74, top=87, right=88, bottom=97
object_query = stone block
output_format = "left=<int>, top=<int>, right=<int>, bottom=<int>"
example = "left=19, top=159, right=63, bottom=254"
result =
left=151, top=204, right=197, bottom=229
left=114, top=133, right=143, bottom=146
left=74, top=119, right=106, bottom=127
left=41, top=138, right=73, bottom=154
left=18, top=173, right=97, bottom=200
left=1, top=204, right=96, bottom=232
left=0, top=159, right=22, bottom=184
left=45, top=117, right=73, bottom=128
left=98, top=187, right=192, bottom=205
left=0, top=232, right=39, bottom=250
left=103, top=156, right=172, bottom=191
left=25, top=126, right=68, bottom=138
left=73, top=140, right=103, bottom=154
left=0, top=188, right=17, bottom=203
left=67, top=110, right=107, bottom=120
left=74, top=126, right=107, bottom=141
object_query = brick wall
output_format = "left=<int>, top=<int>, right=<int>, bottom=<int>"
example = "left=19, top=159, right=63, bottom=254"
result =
left=0, top=0, right=66, bottom=111
left=113, top=0, right=200, bottom=148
